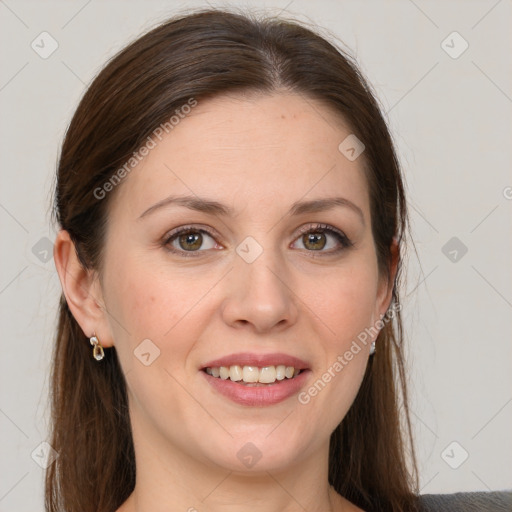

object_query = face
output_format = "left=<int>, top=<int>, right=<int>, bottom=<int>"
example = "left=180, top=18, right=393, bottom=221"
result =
left=97, top=92, right=392, bottom=474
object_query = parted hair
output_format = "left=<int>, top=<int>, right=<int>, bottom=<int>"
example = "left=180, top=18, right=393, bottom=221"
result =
left=47, top=8, right=419, bottom=512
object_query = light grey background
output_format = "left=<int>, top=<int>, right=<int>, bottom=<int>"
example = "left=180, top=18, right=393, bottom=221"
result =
left=1, top=0, right=511, bottom=510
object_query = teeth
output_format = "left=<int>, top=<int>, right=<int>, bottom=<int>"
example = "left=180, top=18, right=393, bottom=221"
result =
left=230, top=365, right=243, bottom=382
left=205, top=365, right=302, bottom=384
left=242, top=366, right=259, bottom=383
left=259, top=366, right=276, bottom=383
left=276, top=365, right=286, bottom=380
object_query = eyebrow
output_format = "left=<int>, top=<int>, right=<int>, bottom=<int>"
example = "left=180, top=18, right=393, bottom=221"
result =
left=138, top=194, right=365, bottom=225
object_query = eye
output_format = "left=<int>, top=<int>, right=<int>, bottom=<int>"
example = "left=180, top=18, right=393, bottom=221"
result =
left=163, top=223, right=353, bottom=258
left=291, top=223, right=353, bottom=254
left=164, top=226, right=221, bottom=257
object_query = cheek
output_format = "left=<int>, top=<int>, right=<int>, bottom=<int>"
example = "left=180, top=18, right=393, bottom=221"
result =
left=106, top=245, right=180, bottom=332
left=298, top=297, right=374, bottom=441
left=105, top=253, right=217, bottom=369
left=103, top=260, right=204, bottom=426
left=101, top=249, right=168, bottom=360
left=300, top=262, right=378, bottom=412
left=308, top=262, right=380, bottom=348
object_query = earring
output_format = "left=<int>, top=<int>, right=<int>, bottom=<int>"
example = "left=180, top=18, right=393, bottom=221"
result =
left=89, top=334, right=105, bottom=361
left=369, top=341, right=376, bottom=356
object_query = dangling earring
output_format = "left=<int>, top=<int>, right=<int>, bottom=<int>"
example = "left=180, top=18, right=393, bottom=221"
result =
left=369, top=341, right=376, bottom=356
left=89, top=334, right=105, bottom=361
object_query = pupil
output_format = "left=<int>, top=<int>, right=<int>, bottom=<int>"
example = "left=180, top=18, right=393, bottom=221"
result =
left=304, top=232, right=326, bottom=250
left=179, top=232, right=202, bottom=251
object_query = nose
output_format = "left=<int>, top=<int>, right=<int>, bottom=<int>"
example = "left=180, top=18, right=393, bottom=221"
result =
left=220, top=245, right=299, bottom=334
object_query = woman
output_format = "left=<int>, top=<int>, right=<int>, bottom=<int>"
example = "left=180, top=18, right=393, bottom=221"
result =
left=48, top=8, right=419, bottom=512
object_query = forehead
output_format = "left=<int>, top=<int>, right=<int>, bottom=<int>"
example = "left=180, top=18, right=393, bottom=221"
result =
left=109, top=91, right=369, bottom=221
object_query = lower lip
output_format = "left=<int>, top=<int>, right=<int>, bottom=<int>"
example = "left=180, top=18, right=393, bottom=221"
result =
left=201, top=370, right=311, bottom=406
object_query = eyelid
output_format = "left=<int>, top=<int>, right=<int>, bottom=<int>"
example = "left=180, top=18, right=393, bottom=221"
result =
left=162, top=224, right=222, bottom=258
left=164, top=224, right=221, bottom=243
left=162, top=222, right=353, bottom=257
left=293, top=223, right=353, bottom=250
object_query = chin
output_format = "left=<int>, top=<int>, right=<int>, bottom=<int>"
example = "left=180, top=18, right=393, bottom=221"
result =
left=196, top=428, right=313, bottom=474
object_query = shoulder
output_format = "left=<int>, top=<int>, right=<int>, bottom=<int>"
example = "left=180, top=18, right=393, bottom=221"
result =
left=418, top=490, right=512, bottom=512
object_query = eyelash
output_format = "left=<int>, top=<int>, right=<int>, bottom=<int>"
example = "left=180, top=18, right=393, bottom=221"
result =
left=162, top=223, right=353, bottom=258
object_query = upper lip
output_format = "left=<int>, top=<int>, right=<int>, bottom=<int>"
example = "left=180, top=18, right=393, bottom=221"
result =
left=201, top=352, right=310, bottom=370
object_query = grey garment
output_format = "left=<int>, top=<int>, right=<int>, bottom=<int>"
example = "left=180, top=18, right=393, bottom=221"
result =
left=418, top=491, right=512, bottom=511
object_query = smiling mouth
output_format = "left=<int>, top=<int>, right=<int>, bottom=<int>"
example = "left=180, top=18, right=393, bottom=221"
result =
left=203, top=365, right=304, bottom=385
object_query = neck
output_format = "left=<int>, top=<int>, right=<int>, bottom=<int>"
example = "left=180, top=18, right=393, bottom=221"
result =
left=118, top=410, right=348, bottom=512
left=126, top=473, right=344, bottom=512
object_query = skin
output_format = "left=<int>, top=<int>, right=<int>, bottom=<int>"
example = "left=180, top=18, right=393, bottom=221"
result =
left=54, top=91, right=398, bottom=512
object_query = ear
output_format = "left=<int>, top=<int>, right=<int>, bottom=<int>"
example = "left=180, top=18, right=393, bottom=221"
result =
left=374, top=236, right=400, bottom=320
left=53, top=229, right=114, bottom=347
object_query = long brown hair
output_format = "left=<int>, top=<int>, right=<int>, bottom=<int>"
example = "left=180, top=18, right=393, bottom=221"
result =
left=47, top=7, right=419, bottom=512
